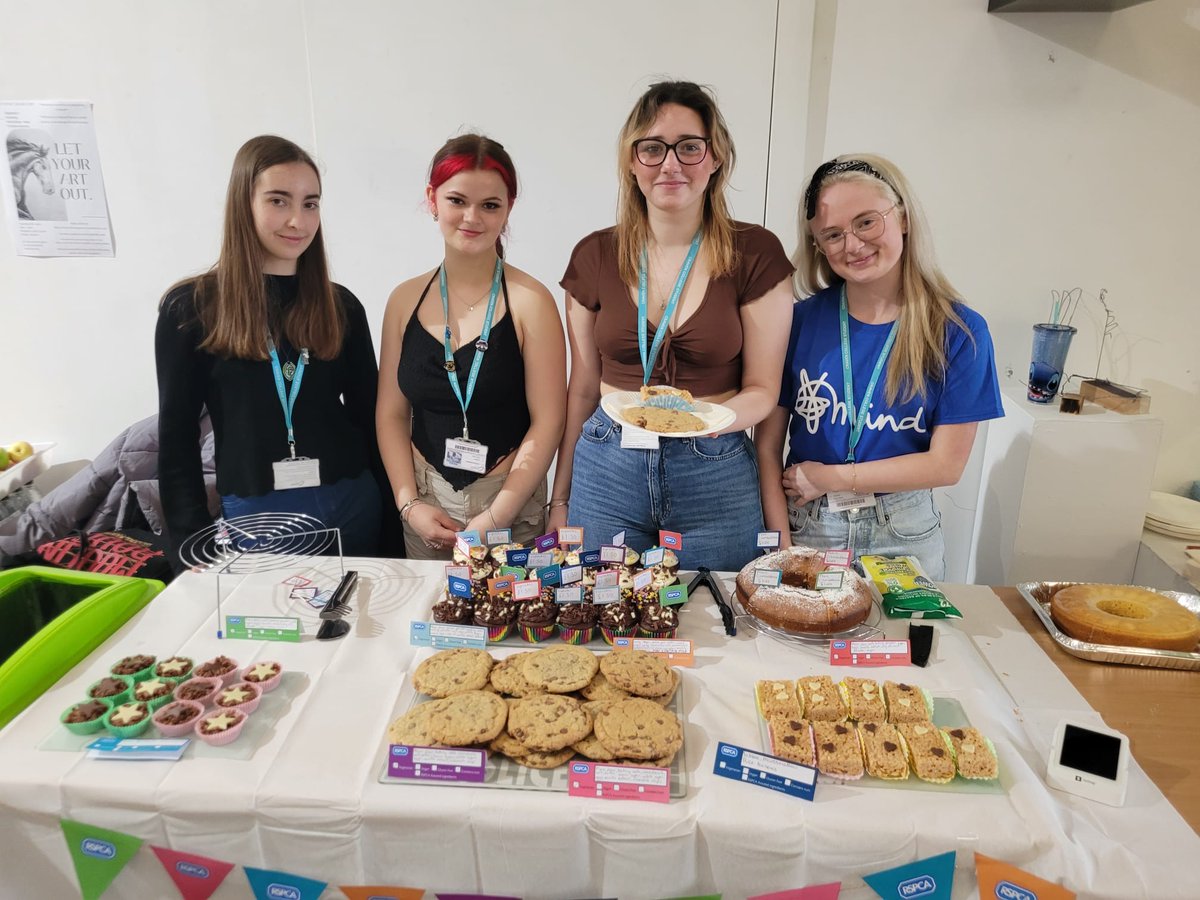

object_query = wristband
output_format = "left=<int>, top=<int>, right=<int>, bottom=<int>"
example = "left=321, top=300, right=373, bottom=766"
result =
left=399, top=497, right=425, bottom=522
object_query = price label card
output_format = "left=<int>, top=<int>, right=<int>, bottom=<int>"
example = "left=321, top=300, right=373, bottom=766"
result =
left=610, top=636, right=694, bottom=666
left=567, top=760, right=670, bottom=803
left=658, top=530, right=683, bottom=550
left=815, top=571, right=845, bottom=590
left=752, top=568, right=782, bottom=587
left=829, top=639, right=912, bottom=667
left=594, top=569, right=619, bottom=589
left=633, top=570, right=653, bottom=591
left=513, top=579, right=541, bottom=601
left=281, top=574, right=312, bottom=587
left=756, top=531, right=781, bottom=550
left=485, top=528, right=512, bottom=545
left=538, top=564, right=562, bottom=586
left=455, top=530, right=482, bottom=547
left=534, top=532, right=559, bottom=552
left=86, top=737, right=189, bottom=761
left=712, top=741, right=816, bottom=801
left=620, top=427, right=660, bottom=450
left=505, top=548, right=531, bottom=567
left=558, top=526, right=584, bottom=546
left=659, top=583, right=688, bottom=606
left=555, top=586, right=583, bottom=605
left=600, top=545, right=625, bottom=564
left=642, top=546, right=665, bottom=567
left=611, top=530, right=626, bottom=547
left=526, top=551, right=553, bottom=569
left=561, top=564, right=583, bottom=585
left=499, top=565, right=526, bottom=578
left=409, top=621, right=489, bottom=649
left=487, top=575, right=515, bottom=596
left=388, top=744, right=486, bottom=783
left=822, top=549, right=852, bottom=567
left=444, top=564, right=471, bottom=580
left=225, top=615, right=301, bottom=642
left=593, top=586, right=620, bottom=605
left=447, top=576, right=473, bottom=598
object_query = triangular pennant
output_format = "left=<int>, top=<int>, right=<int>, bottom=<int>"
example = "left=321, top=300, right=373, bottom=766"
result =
left=749, top=885, right=841, bottom=900
left=975, top=852, right=1076, bottom=900
left=61, top=819, right=144, bottom=900
left=863, top=850, right=955, bottom=900
left=151, top=846, right=235, bottom=900
left=340, top=887, right=425, bottom=900
left=243, top=866, right=327, bottom=900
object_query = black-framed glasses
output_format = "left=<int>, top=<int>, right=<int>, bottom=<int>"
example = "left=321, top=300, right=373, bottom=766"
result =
left=633, top=137, right=710, bottom=167
left=813, top=204, right=898, bottom=252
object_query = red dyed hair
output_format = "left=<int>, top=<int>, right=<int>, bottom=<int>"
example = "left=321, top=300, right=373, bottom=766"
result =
left=427, top=134, right=518, bottom=255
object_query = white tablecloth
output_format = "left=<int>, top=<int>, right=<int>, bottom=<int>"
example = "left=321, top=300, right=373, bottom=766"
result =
left=0, top=559, right=1196, bottom=899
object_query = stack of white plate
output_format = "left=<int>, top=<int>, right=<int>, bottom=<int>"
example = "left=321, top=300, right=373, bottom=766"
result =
left=1144, top=491, right=1200, bottom=540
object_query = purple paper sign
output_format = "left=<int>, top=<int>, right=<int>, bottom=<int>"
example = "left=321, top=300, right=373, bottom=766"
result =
left=388, top=745, right=485, bottom=783
left=534, top=532, right=559, bottom=552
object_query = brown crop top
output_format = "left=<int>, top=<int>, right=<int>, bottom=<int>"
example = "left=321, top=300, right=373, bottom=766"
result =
left=559, top=223, right=794, bottom=396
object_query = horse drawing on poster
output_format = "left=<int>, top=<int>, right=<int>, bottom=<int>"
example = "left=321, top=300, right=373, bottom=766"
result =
left=7, top=137, right=55, bottom=219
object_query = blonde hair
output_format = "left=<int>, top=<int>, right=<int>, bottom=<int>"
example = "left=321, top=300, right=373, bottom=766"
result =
left=615, top=81, right=738, bottom=284
left=793, top=153, right=968, bottom=405
left=164, top=135, right=343, bottom=360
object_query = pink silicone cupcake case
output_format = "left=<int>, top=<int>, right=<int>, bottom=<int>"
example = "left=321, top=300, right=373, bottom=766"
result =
left=215, top=681, right=261, bottom=715
left=194, top=709, right=247, bottom=746
left=242, top=661, right=283, bottom=693
left=173, top=676, right=223, bottom=706
left=152, top=700, right=206, bottom=737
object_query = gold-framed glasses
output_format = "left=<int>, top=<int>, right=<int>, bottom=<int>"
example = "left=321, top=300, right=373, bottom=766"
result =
left=813, top=204, right=898, bottom=252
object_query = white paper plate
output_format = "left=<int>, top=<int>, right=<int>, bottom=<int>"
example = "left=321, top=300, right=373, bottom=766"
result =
left=0, top=442, right=55, bottom=500
left=601, top=392, right=736, bottom=438
left=1146, top=491, right=1200, bottom=530
left=1144, top=519, right=1200, bottom=541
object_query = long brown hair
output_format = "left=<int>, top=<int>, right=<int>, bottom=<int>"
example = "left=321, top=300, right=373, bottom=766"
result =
left=615, top=81, right=738, bottom=285
left=165, top=135, right=343, bottom=360
left=794, top=153, right=969, bottom=405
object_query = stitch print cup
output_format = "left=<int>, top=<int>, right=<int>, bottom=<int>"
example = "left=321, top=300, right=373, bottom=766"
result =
left=1028, top=323, right=1076, bottom=402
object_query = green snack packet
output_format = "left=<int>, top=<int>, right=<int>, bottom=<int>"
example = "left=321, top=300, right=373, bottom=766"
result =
left=860, top=555, right=962, bottom=619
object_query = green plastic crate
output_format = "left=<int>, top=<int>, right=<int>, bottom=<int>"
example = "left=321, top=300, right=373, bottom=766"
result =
left=0, top=566, right=163, bottom=730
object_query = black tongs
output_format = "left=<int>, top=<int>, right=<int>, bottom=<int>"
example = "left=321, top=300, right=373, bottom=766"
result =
left=316, top=570, right=357, bottom=641
left=688, top=566, right=736, bottom=637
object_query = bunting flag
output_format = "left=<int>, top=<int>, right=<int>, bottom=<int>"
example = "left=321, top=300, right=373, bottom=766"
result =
left=975, top=853, right=1076, bottom=900
left=243, top=865, right=327, bottom=900
left=863, top=850, right=955, bottom=900
left=150, top=846, right=235, bottom=900
left=340, top=888, right=426, bottom=900
left=61, top=819, right=144, bottom=900
left=749, top=884, right=841, bottom=900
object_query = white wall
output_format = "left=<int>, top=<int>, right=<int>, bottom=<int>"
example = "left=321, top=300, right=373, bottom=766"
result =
left=2, top=0, right=1198, bottom=503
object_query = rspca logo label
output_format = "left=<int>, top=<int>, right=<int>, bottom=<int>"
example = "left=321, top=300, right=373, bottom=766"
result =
left=996, top=882, right=1036, bottom=900
left=720, top=745, right=739, bottom=758
left=81, top=838, right=116, bottom=859
left=228, top=616, right=243, bottom=625
left=899, top=875, right=936, bottom=897
left=391, top=746, right=410, bottom=756
left=175, top=861, right=210, bottom=879
left=572, top=763, right=590, bottom=774
left=267, top=885, right=301, bottom=900
left=833, top=640, right=847, bottom=649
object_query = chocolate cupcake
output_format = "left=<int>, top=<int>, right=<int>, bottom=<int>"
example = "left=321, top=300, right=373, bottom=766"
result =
left=194, top=655, right=239, bottom=685
left=432, top=593, right=474, bottom=626
left=154, top=656, right=193, bottom=681
left=88, top=675, right=133, bottom=706
left=517, top=596, right=558, bottom=643
left=452, top=543, right=495, bottom=580
left=243, top=661, right=284, bottom=693
left=598, top=597, right=639, bottom=645
left=216, top=681, right=261, bottom=715
left=61, top=699, right=112, bottom=735
left=173, top=676, right=222, bottom=706
left=638, top=603, right=679, bottom=639
left=152, top=700, right=204, bottom=737
left=110, top=654, right=156, bottom=682
left=194, top=709, right=247, bottom=746
left=473, top=597, right=518, bottom=642
left=557, top=602, right=598, bottom=645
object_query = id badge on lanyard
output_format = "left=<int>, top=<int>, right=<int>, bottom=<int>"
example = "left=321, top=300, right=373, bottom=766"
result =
left=267, top=337, right=321, bottom=490
left=440, top=257, right=502, bottom=472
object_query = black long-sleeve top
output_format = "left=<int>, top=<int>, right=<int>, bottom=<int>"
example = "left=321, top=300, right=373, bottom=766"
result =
left=155, top=275, right=380, bottom=549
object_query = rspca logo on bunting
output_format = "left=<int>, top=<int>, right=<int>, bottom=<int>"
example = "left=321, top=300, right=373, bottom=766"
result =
left=175, top=861, right=210, bottom=878
left=899, top=875, right=936, bottom=897
left=81, top=838, right=116, bottom=859
left=996, top=883, right=1036, bottom=900
left=267, top=885, right=301, bottom=900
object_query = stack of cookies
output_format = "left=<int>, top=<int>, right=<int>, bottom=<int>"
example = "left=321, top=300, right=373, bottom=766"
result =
left=754, top=676, right=999, bottom=784
left=388, top=646, right=683, bottom=771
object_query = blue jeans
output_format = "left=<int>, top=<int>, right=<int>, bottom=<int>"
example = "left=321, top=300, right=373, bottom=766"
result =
left=568, top=407, right=763, bottom=571
left=221, top=469, right=382, bottom=557
left=787, top=488, right=946, bottom=580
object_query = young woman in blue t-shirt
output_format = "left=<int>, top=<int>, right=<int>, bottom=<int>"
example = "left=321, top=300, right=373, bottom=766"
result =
left=755, top=154, right=1002, bottom=579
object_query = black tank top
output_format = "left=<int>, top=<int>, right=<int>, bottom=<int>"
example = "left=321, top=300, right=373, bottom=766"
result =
left=397, top=271, right=531, bottom=491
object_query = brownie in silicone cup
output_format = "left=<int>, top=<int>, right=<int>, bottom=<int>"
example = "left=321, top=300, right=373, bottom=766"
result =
left=109, top=655, right=157, bottom=683
left=154, top=656, right=194, bottom=682
left=557, top=603, right=597, bottom=645
left=242, top=661, right=283, bottom=693
left=103, top=701, right=153, bottom=738
left=61, top=698, right=113, bottom=736
left=152, top=700, right=205, bottom=737
left=132, top=677, right=177, bottom=712
left=215, top=681, right=261, bottom=715
left=87, top=674, right=133, bottom=707
left=194, top=709, right=247, bottom=746
left=173, top=676, right=223, bottom=707
left=193, top=655, right=240, bottom=686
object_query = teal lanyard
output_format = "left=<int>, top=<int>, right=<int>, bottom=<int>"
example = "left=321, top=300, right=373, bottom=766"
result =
left=266, top=336, right=308, bottom=459
left=440, top=255, right=504, bottom=440
left=839, top=284, right=898, bottom=463
left=637, top=230, right=702, bottom=385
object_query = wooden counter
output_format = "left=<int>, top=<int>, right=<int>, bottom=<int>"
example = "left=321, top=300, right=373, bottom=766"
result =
left=993, top=586, right=1200, bottom=834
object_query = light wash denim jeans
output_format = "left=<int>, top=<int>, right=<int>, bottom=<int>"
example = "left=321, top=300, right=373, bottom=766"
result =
left=567, top=406, right=763, bottom=571
left=221, top=469, right=382, bottom=557
left=788, top=488, right=946, bottom=580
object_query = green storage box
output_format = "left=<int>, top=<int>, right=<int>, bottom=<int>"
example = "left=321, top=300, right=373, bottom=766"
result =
left=0, top=566, right=163, bottom=730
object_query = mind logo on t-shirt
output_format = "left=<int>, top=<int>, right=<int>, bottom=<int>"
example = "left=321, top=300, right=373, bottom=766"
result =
left=791, top=368, right=927, bottom=435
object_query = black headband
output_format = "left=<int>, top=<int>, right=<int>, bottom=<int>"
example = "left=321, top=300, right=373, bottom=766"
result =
left=803, top=158, right=890, bottom=220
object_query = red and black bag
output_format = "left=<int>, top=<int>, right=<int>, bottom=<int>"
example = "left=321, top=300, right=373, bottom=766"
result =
left=34, top=529, right=174, bottom=582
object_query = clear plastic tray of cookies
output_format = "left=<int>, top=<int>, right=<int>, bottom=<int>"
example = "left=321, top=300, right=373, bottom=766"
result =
left=729, top=590, right=884, bottom=654
left=1017, top=582, right=1200, bottom=671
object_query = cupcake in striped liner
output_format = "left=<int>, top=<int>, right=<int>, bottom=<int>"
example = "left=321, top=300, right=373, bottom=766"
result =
left=637, top=603, right=679, bottom=639
left=556, top=602, right=597, bottom=644
left=598, top=597, right=639, bottom=645
left=517, top=595, right=558, bottom=643
left=473, top=596, right=517, bottom=642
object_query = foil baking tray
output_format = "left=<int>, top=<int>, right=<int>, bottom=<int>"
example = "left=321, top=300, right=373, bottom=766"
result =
left=1016, top=582, right=1200, bottom=671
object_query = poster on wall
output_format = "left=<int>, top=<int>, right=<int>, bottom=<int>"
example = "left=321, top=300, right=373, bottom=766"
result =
left=0, top=100, right=114, bottom=257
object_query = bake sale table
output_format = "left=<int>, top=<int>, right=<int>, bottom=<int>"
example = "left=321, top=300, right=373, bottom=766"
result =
left=0, top=559, right=1196, bottom=899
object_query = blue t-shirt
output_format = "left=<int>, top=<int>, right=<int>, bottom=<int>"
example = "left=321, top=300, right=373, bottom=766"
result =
left=781, top=284, right=1003, bottom=467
